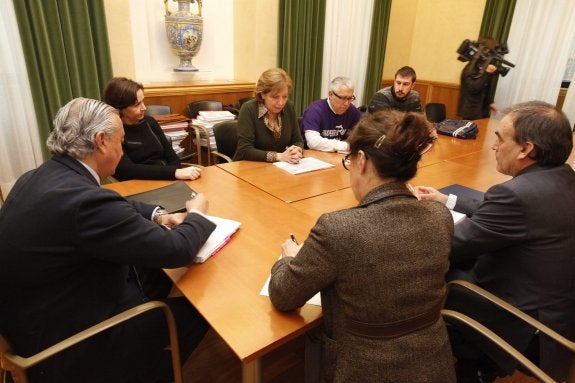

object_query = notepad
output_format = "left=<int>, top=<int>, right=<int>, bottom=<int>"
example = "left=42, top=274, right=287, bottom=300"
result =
left=125, top=181, right=197, bottom=213
left=273, top=157, right=334, bottom=175
left=194, top=215, right=241, bottom=263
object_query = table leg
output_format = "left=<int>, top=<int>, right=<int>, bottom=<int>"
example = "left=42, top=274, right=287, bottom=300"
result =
left=242, top=358, right=262, bottom=383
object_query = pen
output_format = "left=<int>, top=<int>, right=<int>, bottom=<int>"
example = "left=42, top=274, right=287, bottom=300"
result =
left=290, top=233, right=299, bottom=245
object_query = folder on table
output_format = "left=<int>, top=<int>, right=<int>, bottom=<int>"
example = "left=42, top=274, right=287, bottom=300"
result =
left=194, top=216, right=241, bottom=263
left=125, top=181, right=196, bottom=213
left=439, top=184, right=484, bottom=201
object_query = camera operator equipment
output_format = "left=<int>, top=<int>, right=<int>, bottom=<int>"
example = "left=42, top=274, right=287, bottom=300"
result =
left=457, top=36, right=515, bottom=120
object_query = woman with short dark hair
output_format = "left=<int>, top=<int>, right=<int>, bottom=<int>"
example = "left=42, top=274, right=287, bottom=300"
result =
left=104, top=77, right=201, bottom=181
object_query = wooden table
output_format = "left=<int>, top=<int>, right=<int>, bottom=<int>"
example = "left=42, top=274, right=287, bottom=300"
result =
left=104, top=117, right=574, bottom=382
left=104, top=166, right=322, bottom=382
left=216, top=150, right=350, bottom=203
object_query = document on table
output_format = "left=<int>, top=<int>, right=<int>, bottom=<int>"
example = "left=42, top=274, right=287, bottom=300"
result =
left=194, top=216, right=241, bottom=263
left=260, top=269, right=322, bottom=306
left=273, top=157, right=334, bottom=175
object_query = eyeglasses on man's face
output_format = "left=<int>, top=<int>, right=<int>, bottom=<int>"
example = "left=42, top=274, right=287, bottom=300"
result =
left=332, top=91, right=356, bottom=103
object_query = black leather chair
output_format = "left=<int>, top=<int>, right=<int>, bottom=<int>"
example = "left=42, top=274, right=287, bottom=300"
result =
left=145, top=104, right=172, bottom=116
left=212, top=120, right=238, bottom=163
left=425, top=103, right=446, bottom=123
left=186, top=100, right=223, bottom=118
left=235, top=97, right=255, bottom=110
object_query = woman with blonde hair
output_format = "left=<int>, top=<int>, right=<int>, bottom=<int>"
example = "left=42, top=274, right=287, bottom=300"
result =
left=234, top=68, right=304, bottom=163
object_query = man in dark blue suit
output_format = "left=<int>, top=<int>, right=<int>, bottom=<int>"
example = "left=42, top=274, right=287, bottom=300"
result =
left=0, top=98, right=216, bottom=382
left=415, top=101, right=575, bottom=382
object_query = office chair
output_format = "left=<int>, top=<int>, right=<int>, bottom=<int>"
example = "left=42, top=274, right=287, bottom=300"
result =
left=186, top=100, right=223, bottom=119
left=0, top=301, right=183, bottom=383
left=425, top=103, right=446, bottom=123
left=236, top=97, right=255, bottom=110
left=444, top=280, right=575, bottom=383
left=212, top=120, right=238, bottom=163
left=187, top=101, right=225, bottom=165
left=145, top=104, right=172, bottom=116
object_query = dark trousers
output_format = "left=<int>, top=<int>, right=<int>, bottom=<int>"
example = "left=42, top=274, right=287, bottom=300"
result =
left=445, top=269, right=533, bottom=383
left=26, top=268, right=209, bottom=383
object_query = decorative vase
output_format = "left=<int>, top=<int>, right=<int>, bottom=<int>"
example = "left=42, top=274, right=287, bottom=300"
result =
left=164, top=0, right=203, bottom=72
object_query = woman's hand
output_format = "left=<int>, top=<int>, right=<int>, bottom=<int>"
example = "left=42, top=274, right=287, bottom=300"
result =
left=277, top=146, right=303, bottom=164
left=281, top=238, right=302, bottom=258
left=175, top=166, right=201, bottom=180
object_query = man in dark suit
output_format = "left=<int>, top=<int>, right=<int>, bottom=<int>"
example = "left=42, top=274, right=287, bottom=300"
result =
left=415, top=101, right=575, bottom=382
left=0, top=98, right=216, bottom=383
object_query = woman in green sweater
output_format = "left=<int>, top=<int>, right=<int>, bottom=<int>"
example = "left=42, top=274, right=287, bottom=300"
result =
left=234, top=68, right=304, bottom=163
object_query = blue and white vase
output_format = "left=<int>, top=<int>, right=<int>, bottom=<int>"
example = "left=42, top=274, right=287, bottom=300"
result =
left=164, top=0, right=203, bottom=72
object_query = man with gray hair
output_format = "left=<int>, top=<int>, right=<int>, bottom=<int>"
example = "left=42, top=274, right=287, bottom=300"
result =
left=415, top=101, right=575, bottom=382
left=0, top=98, right=216, bottom=382
left=301, top=76, right=361, bottom=152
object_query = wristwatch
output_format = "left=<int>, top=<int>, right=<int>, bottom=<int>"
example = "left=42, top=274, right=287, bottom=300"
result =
left=152, top=208, right=168, bottom=224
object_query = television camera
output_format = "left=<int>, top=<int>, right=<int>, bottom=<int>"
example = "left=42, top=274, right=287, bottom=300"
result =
left=457, top=38, right=515, bottom=77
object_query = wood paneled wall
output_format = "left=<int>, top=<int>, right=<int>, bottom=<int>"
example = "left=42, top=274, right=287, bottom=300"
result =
left=143, top=80, right=256, bottom=117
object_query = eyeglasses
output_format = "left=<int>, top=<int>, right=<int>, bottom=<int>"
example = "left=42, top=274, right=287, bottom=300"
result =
left=417, top=137, right=436, bottom=156
left=342, top=153, right=351, bottom=170
left=332, top=92, right=356, bottom=102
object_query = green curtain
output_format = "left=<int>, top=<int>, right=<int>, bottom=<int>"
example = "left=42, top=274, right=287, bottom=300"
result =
left=278, top=0, right=326, bottom=116
left=362, top=0, right=393, bottom=106
left=13, top=0, right=113, bottom=159
left=479, top=0, right=517, bottom=100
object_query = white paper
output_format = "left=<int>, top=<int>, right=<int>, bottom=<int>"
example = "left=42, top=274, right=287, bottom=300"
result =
left=260, top=273, right=322, bottom=306
left=273, top=157, right=335, bottom=175
left=194, top=215, right=241, bottom=263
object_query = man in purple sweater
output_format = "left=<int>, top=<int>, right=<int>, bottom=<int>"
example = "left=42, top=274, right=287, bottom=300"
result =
left=301, top=77, right=362, bottom=152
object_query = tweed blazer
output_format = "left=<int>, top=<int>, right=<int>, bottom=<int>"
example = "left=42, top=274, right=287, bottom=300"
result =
left=447, top=163, right=575, bottom=381
left=269, top=182, right=456, bottom=383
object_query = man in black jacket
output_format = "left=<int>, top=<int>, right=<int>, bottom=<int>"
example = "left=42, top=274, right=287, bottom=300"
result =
left=458, top=36, right=499, bottom=120
left=0, top=98, right=216, bottom=382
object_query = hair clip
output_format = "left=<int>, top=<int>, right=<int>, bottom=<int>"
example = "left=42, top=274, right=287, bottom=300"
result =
left=374, top=134, right=386, bottom=149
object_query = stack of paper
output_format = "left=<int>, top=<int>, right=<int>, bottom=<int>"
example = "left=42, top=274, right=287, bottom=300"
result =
left=197, top=110, right=235, bottom=122
left=194, top=215, right=241, bottom=263
left=193, top=111, right=236, bottom=151
left=152, top=114, right=190, bottom=154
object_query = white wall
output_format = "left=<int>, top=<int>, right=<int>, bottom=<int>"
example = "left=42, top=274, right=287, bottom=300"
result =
left=124, top=0, right=234, bottom=83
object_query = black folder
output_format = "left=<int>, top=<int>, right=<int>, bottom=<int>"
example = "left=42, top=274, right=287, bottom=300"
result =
left=439, top=184, right=484, bottom=201
left=125, top=181, right=197, bottom=213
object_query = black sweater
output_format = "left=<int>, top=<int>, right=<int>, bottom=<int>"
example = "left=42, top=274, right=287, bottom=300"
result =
left=114, top=116, right=181, bottom=181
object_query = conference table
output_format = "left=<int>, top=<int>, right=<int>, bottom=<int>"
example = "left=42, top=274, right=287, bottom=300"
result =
left=105, top=117, right=575, bottom=382
left=104, top=167, right=322, bottom=383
